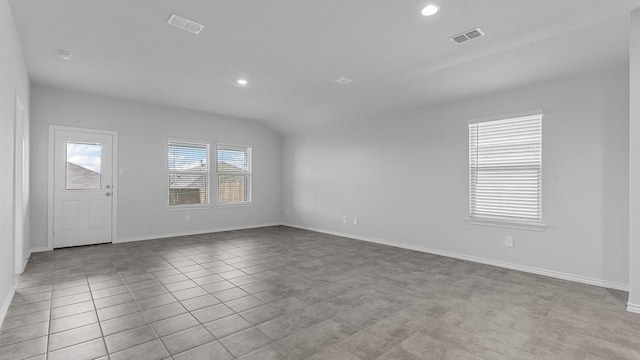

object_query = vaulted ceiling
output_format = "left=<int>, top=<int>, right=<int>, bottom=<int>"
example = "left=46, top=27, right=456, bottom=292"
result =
left=9, top=0, right=640, bottom=133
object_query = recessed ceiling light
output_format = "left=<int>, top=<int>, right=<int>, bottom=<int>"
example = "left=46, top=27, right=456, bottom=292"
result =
left=421, top=4, right=440, bottom=16
left=57, top=50, right=72, bottom=60
left=236, top=79, right=249, bottom=86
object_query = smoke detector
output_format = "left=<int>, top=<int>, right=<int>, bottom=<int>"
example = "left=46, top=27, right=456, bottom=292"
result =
left=57, top=50, right=72, bottom=60
left=167, top=14, right=204, bottom=34
left=451, top=28, right=485, bottom=44
left=333, top=76, right=354, bottom=85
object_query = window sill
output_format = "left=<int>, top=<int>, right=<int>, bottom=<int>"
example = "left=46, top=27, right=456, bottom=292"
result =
left=217, top=202, right=253, bottom=208
left=466, top=218, right=546, bottom=232
left=168, top=205, right=211, bottom=211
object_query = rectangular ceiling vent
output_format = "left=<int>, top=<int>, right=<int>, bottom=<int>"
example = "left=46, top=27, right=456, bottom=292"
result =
left=167, top=14, right=204, bottom=35
left=451, top=28, right=485, bottom=44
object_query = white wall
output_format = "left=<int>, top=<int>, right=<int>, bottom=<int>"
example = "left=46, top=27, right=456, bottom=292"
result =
left=30, top=85, right=282, bottom=249
left=0, top=0, right=30, bottom=325
left=629, top=8, right=640, bottom=312
left=283, top=69, right=630, bottom=289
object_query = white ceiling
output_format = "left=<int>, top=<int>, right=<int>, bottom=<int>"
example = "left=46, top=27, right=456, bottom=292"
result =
left=9, top=0, right=640, bottom=134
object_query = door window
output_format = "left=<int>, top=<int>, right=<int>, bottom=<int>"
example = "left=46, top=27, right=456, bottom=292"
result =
left=66, top=142, right=102, bottom=190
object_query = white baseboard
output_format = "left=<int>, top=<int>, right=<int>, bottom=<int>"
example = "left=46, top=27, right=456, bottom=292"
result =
left=283, top=223, right=630, bottom=292
left=627, top=303, right=640, bottom=314
left=0, top=280, right=17, bottom=330
left=30, top=247, right=50, bottom=253
left=20, top=250, right=31, bottom=273
left=29, top=222, right=631, bottom=293
left=116, top=223, right=282, bottom=243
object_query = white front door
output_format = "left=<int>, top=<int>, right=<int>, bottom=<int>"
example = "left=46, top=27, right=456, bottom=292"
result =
left=53, top=129, right=114, bottom=248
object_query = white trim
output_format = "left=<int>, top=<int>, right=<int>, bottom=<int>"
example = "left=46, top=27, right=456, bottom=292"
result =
left=627, top=303, right=640, bottom=314
left=0, top=279, right=17, bottom=330
left=283, top=223, right=629, bottom=292
left=47, top=127, right=54, bottom=249
left=167, top=205, right=212, bottom=211
left=30, top=247, right=50, bottom=253
left=48, top=125, right=119, bottom=250
left=13, top=94, right=25, bottom=274
left=467, top=109, right=543, bottom=125
left=115, top=223, right=281, bottom=243
left=217, top=202, right=253, bottom=208
left=0, top=248, right=25, bottom=325
left=217, top=142, right=253, bottom=151
left=168, top=137, right=212, bottom=146
left=20, top=250, right=31, bottom=273
left=466, top=218, right=546, bottom=231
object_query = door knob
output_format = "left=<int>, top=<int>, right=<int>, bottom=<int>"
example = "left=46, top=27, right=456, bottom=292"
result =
left=106, top=192, right=111, bottom=197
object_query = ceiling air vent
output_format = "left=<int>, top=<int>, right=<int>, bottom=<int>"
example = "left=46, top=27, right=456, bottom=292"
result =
left=167, top=14, right=204, bottom=34
left=451, top=28, right=485, bottom=44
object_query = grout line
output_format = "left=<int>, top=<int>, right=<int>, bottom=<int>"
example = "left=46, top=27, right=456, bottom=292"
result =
left=582, top=300, right=607, bottom=360
left=46, top=276, right=101, bottom=358
left=82, top=268, right=111, bottom=360
left=172, top=250, right=306, bottom=359
left=44, top=290, right=53, bottom=360
left=142, top=248, right=252, bottom=357
left=44, top=277, right=53, bottom=360
left=118, top=272, right=173, bottom=358
left=166, top=253, right=249, bottom=359
left=515, top=288, right=565, bottom=357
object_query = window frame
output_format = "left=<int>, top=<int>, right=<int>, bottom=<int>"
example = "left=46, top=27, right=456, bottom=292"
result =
left=467, top=111, right=545, bottom=231
left=167, top=138, right=211, bottom=210
left=216, top=143, right=252, bottom=206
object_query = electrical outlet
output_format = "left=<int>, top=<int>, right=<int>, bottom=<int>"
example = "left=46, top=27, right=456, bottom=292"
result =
left=353, top=217, right=358, bottom=225
left=185, top=214, right=190, bottom=222
left=505, top=235, right=514, bottom=247
left=342, top=216, right=347, bottom=224
left=286, top=209, right=290, bottom=216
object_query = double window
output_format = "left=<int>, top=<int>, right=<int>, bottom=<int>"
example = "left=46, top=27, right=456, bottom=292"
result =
left=167, top=140, right=251, bottom=207
left=468, top=113, right=543, bottom=228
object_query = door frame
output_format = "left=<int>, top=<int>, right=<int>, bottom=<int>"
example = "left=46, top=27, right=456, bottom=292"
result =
left=14, top=94, right=26, bottom=273
left=48, top=125, right=118, bottom=250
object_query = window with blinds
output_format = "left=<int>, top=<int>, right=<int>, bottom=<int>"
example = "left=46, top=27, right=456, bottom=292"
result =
left=217, top=144, right=252, bottom=205
left=469, top=114, right=542, bottom=225
left=168, top=139, right=210, bottom=206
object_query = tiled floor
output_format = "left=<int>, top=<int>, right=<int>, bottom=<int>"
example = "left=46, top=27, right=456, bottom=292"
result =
left=1, top=226, right=639, bottom=360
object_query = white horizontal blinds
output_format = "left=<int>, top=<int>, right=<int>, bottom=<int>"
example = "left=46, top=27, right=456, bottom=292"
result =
left=217, top=145, right=251, bottom=204
left=216, top=146, right=249, bottom=173
left=469, top=114, right=542, bottom=223
left=168, top=140, right=209, bottom=206
left=168, top=141, right=208, bottom=172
